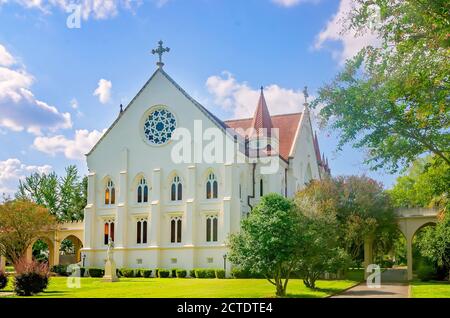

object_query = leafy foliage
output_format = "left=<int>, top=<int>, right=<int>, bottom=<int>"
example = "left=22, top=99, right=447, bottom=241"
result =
left=388, top=155, right=449, bottom=208
left=417, top=208, right=450, bottom=281
left=0, top=270, right=7, bottom=289
left=295, top=176, right=397, bottom=262
left=13, top=259, right=50, bottom=296
left=0, top=200, right=56, bottom=264
left=312, top=0, right=450, bottom=173
left=228, top=193, right=300, bottom=296
left=16, top=165, right=87, bottom=222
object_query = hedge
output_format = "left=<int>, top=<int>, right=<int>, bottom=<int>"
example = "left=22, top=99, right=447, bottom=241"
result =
left=120, top=268, right=135, bottom=278
left=231, top=268, right=264, bottom=279
left=158, top=269, right=170, bottom=278
left=140, top=269, right=152, bottom=278
left=189, top=269, right=196, bottom=278
left=176, top=269, right=187, bottom=278
left=87, top=267, right=104, bottom=278
left=194, top=268, right=216, bottom=279
left=215, top=269, right=226, bottom=279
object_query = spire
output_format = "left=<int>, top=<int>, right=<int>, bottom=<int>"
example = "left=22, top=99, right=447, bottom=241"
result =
left=250, top=86, right=273, bottom=137
left=119, top=103, right=123, bottom=114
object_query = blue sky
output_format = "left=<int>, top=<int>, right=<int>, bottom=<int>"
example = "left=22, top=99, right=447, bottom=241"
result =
left=0, top=0, right=399, bottom=195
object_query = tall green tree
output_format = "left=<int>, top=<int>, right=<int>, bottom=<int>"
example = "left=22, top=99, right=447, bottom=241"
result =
left=16, top=165, right=87, bottom=222
left=228, top=193, right=300, bottom=297
left=388, top=155, right=450, bottom=208
left=296, top=176, right=397, bottom=262
left=313, top=0, right=449, bottom=173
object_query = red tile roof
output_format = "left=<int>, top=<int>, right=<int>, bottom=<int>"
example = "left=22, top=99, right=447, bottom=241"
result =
left=225, top=112, right=302, bottom=161
left=250, top=89, right=273, bottom=137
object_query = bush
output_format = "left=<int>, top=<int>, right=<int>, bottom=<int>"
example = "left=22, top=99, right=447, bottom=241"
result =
left=171, top=268, right=178, bottom=278
left=0, top=270, right=8, bottom=289
left=155, top=268, right=160, bottom=278
left=189, top=269, right=196, bottom=278
left=158, top=269, right=170, bottom=278
left=205, top=269, right=216, bottom=278
left=13, top=260, right=49, bottom=296
left=231, top=268, right=263, bottom=278
left=51, top=264, right=68, bottom=276
left=120, top=268, right=135, bottom=278
left=80, top=267, right=86, bottom=277
left=194, top=268, right=207, bottom=278
left=417, top=262, right=437, bottom=282
left=215, top=269, right=225, bottom=279
left=87, top=267, right=104, bottom=278
left=176, top=269, right=187, bottom=278
left=141, top=269, right=152, bottom=278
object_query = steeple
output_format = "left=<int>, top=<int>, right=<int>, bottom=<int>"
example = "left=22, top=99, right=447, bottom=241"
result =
left=250, top=86, right=273, bottom=137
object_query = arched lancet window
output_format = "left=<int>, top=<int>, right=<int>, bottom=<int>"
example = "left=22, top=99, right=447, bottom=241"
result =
left=260, top=178, right=264, bottom=197
left=103, top=219, right=115, bottom=245
left=137, top=177, right=148, bottom=203
left=170, top=216, right=182, bottom=243
left=206, top=172, right=218, bottom=199
left=206, top=215, right=218, bottom=242
left=136, top=217, right=148, bottom=244
left=105, top=179, right=115, bottom=205
left=171, top=175, right=182, bottom=201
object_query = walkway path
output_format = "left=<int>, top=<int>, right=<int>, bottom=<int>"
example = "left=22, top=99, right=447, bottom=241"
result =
left=332, top=268, right=409, bottom=298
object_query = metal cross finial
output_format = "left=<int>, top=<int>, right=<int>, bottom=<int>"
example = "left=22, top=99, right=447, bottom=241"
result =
left=151, top=40, right=170, bottom=68
left=303, top=86, right=309, bottom=104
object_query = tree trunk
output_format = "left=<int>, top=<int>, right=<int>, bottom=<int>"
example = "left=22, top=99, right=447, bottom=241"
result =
left=276, top=283, right=286, bottom=297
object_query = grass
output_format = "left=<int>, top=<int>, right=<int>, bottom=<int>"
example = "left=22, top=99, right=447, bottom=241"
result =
left=410, top=280, right=450, bottom=298
left=0, top=277, right=357, bottom=298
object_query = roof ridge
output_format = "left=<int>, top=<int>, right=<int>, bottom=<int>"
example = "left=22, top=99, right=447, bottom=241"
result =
left=224, top=112, right=302, bottom=123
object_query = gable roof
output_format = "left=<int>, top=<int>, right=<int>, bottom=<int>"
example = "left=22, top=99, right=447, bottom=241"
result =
left=225, top=113, right=302, bottom=161
left=86, top=68, right=230, bottom=157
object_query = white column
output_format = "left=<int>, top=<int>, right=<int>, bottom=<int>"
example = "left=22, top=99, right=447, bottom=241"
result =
left=184, top=165, right=196, bottom=246
left=83, top=172, right=96, bottom=249
left=223, top=163, right=233, bottom=241
left=116, top=148, right=129, bottom=249
left=150, top=168, right=161, bottom=268
left=407, top=235, right=413, bottom=281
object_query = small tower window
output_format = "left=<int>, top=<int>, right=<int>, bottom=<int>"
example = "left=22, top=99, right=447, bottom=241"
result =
left=171, top=175, right=182, bottom=201
left=105, top=179, right=115, bottom=205
left=206, top=173, right=218, bottom=199
left=137, top=177, right=148, bottom=203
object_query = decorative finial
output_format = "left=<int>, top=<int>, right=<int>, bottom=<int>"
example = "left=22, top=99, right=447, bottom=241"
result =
left=151, top=40, right=170, bottom=68
left=260, top=85, right=264, bottom=92
left=120, top=104, right=123, bottom=113
left=303, top=86, right=309, bottom=104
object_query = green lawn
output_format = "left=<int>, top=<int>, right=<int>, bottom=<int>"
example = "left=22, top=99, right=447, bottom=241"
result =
left=0, top=277, right=357, bottom=298
left=410, top=281, right=450, bottom=298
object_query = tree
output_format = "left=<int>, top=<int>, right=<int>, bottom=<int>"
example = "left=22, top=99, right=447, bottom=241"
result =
left=312, top=0, right=449, bottom=173
left=0, top=200, right=56, bottom=264
left=417, top=208, right=450, bottom=281
left=16, top=165, right=87, bottom=222
left=294, top=197, right=350, bottom=289
left=388, top=155, right=449, bottom=208
left=295, top=176, right=397, bottom=262
left=228, top=193, right=300, bottom=297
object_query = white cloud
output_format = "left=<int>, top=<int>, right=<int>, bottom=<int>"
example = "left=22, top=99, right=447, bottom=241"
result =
left=313, top=0, right=380, bottom=63
left=0, top=44, right=72, bottom=135
left=0, top=0, right=158, bottom=20
left=0, top=158, right=52, bottom=195
left=206, top=71, right=306, bottom=119
left=0, top=44, right=15, bottom=67
left=93, top=78, right=112, bottom=104
left=33, top=128, right=106, bottom=160
left=272, top=0, right=318, bottom=7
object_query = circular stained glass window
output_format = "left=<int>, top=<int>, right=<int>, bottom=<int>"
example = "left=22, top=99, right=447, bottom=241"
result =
left=143, top=108, right=177, bottom=145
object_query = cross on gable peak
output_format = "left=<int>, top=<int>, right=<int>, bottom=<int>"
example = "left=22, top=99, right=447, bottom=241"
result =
left=151, top=40, right=170, bottom=69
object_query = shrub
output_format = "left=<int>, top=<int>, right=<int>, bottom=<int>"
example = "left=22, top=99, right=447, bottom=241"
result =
left=13, top=260, right=49, bottom=296
left=51, top=264, right=68, bottom=276
left=155, top=268, right=160, bottom=278
left=231, top=268, right=264, bottom=279
left=120, top=268, right=135, bottom=278
left=80, top=267, right=86, bottom=277
left=417, top=262, right=437, bottom=282
left=158, top=269, right=170, bottom=278
left=195, top=268, right=207, bottom=278
left=0, top=270, right=8, bottom=289
left=176, top=269, right=187, bottom=278
left=87, top=267, right=104, bottom=278
left=141, top=269, right=152, bottom=278
left=171, top=268, right=178, bottom=277
left=205, top=269, right=216, bottom=278
left=215, top=269, right=225, bottom=279
left=189, top=269, right=196, bottom=278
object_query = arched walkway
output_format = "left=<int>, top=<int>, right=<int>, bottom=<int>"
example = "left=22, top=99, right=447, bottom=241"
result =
left=364, top=207, right=439, bottom=281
